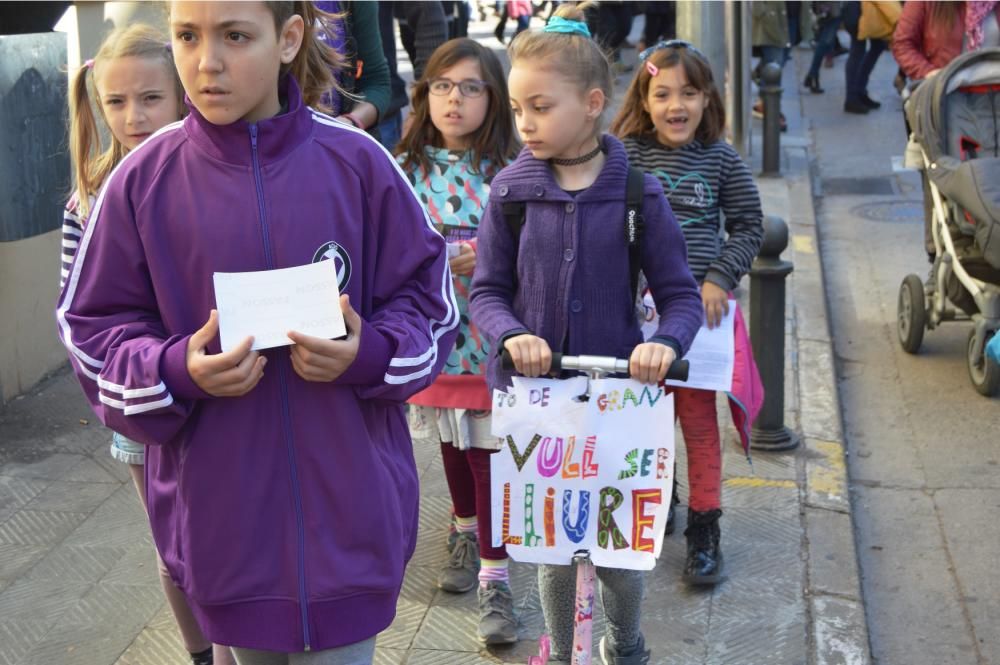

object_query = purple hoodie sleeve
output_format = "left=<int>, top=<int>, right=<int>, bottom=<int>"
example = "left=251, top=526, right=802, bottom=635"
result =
left=336, top=152, right=460, bottom=401
left=640, top=175, right=704, bottom=355
left=55, top=177, right=209, bottom=446
left=469, top=196, right=532, bottom=346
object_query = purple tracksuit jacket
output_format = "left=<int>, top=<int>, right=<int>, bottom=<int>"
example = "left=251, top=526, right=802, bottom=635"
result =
left=470, top=134, right=704, bottom=391
left=56, top=76, right=458, bottom=652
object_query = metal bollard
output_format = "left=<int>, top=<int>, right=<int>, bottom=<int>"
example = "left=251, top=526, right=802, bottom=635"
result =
left=749, top=215, right=800, bottom=451
left=760, top=62, right=783, bottom=177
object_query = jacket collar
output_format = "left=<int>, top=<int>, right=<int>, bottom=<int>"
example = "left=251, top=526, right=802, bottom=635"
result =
left=182, top=75, right=314, bottom=167
left=500, top=134, right=631, bottom=202
left=424, top=145, right=472, bottom=166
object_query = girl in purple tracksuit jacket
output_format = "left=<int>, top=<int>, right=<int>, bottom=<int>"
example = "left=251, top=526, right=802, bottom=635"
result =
left=56, top=2, right=458, bottom=663
left=469, top=5, right=703, bottom=663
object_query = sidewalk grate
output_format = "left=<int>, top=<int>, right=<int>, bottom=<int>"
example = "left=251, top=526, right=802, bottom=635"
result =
left=850, top=200, right=924, bottom=223
left=821, top=176, right=896, bottom=196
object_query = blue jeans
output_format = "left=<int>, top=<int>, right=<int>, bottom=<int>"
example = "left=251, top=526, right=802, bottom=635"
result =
left=759, top=45, right=789, bottom=70
left=842, top=1, right=887, bottom=103
left=807, top=15, right=841, bottom=80
left=377, top=113, right=402, bottom=153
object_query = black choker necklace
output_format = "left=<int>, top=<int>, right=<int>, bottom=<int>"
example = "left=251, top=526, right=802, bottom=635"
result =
left=550, top=144, right=603, bottom=166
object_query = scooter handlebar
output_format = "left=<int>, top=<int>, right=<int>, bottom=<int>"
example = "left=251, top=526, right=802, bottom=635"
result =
left=500, top=350, right=690, bottom=383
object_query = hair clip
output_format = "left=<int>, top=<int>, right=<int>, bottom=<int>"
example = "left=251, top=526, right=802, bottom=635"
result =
left=645, top=61, right=659, bottom=77
left=543, top=16, right=591, bottom=38
left=84, top=58, right=95, bottom=70
left=639, top=39, right=707, bottom=63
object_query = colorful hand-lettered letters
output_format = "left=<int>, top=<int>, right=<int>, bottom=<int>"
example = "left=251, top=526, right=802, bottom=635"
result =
left=490, top=376, right=675, bottom=570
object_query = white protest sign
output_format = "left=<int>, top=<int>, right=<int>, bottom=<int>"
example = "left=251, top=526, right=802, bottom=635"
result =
left=641, top=293, right=736, bottom=392
left=490, top=376, right=675, bottom=570
left=213, top=261, right=346, bottom=352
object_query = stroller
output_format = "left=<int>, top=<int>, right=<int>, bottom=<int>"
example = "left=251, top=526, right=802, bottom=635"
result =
left=897, top=48, right=1000, bottom=396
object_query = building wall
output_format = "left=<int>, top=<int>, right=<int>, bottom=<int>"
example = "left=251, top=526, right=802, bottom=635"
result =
left=0, top=232, right=66, bottom=402
left=0, top=2, right=159, bottom=404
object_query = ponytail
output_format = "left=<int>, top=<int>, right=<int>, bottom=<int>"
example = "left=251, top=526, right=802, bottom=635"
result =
left=267, top=1, right=347, bottom=112
left=68, top=62, right=129, bottom=220
left=69, top=63, right=101, bottom=220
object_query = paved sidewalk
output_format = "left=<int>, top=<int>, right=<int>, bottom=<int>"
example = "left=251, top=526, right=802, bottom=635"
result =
left=0, top=28, right=870, bottom=665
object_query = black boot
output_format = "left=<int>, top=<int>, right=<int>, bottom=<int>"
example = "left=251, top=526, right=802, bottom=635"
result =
left=861, top=93, right=881, bottom=109
left=843, top=99, right=870, bottom=114
left=665, top=476, right=680, bottom=535
left=683, top=509, right=724, bottom=585
left=803, top=74, right=824, bottom=94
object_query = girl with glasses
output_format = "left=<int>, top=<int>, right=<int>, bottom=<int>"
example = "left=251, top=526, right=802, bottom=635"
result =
left=396, top=37, right=520, bottom=646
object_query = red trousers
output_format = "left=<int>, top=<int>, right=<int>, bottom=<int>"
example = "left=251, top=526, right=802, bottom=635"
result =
left=675, top=388, right=722, bottom=511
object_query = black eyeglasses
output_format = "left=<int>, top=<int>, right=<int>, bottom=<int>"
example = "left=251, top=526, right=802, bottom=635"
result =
left=427, top=77, right=489, bottom=98
left=639, top=39, right=707, bottom=63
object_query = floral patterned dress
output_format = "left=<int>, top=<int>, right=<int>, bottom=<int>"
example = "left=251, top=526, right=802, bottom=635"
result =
left=401, top=147, right=497, bottom=444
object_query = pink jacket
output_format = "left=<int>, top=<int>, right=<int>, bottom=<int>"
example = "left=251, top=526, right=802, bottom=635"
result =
left=892, top=1, right=966, bottom=80
left=507, top=0, right=532, bottom=18
left=727, top=304, right=765, bottom=458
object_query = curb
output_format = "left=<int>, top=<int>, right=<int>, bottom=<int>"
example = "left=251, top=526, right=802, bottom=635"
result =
left=776, top=56, right=873, bottom=665
left=787, top=148, right=872, bottom=665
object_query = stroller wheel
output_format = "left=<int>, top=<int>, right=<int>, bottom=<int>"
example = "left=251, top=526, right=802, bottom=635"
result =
left=967, top=329, right=1000, bottom=397
left=898, top=274, right=927, bottom=354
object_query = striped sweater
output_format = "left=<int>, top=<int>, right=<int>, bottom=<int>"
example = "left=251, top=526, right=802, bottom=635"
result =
left=623, top=137, right=764, bottom=290
left=60, top=192, right=91, bottom=288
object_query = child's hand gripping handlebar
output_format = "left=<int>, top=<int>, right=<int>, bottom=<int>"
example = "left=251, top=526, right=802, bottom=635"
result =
left=501, top=350, right=690, bottom=382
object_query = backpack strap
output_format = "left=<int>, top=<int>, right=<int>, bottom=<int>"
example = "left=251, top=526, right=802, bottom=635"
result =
left=625, top=166, right=645, bottom=301
left=503, top=201, right=527, bottom=256
left=502, top=169, right=644, bottom=298
left=503, top=201, right=528, bottom=285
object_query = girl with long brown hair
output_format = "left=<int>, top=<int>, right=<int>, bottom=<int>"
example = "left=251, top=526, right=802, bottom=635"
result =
left=612, top=41, right=764, bottom=590
left=396, top=37, right=519, bottom=646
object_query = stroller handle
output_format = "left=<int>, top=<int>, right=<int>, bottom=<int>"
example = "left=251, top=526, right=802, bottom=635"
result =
left=501, top=350, right=690, bottom=383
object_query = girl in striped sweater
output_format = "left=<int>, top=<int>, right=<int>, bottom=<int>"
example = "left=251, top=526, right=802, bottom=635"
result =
left=612, top=40, right=764, bottom=586
left=62, top=24, right=231, bottom=665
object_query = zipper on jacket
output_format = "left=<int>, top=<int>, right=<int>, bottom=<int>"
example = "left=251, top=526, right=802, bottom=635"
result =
left=250, top=124, right=312, bottom=651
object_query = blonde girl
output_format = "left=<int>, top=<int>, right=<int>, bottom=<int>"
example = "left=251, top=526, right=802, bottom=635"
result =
left=470, top=4, right=703, bottom=663
left=63, top=23, right=233, bottom=665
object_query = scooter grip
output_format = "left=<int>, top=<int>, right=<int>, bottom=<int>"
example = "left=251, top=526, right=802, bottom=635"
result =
left=500, top=350, right=687, bottom=381
left=666, top=358, right=689, bottom=382
left=500, top=350, right=563, bottom=373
